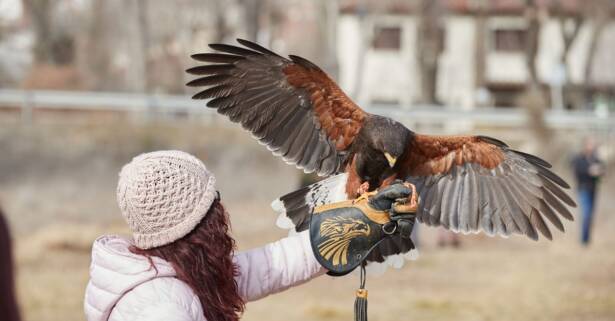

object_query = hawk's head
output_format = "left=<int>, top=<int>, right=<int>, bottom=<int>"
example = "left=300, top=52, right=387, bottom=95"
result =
left=362, top=115, right=411, bottom=168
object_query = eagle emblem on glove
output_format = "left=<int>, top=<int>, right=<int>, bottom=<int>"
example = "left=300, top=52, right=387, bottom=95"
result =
left=318, top=216, right=371, bottom=266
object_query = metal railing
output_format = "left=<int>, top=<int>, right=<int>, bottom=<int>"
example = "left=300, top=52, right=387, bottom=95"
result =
left=0, top=89, right=613, bottom=130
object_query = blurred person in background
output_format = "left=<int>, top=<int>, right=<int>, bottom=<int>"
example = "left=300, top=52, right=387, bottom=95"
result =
left=84, top=151, right=324, bottom=321
left=0, top=206, right=22, bottom=321
left=571, top=138, right=605, bottom=246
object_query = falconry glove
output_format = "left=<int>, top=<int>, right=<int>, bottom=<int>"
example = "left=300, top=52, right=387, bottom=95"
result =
left=309, top=182, right=417, bottom=276
left=309, top=182, right=417, bottom=321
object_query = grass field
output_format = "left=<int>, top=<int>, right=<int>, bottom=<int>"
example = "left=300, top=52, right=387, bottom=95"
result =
left=3, top=119, right=615, bottom=321
left=14, top=197, right=615, bottom=321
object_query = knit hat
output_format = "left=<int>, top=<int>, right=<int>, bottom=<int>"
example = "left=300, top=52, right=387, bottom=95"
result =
left=116, top=150, right=216, bottom=249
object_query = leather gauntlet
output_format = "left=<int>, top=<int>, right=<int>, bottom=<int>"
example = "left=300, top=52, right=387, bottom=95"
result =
left=309, top=183, right=417, bottom=276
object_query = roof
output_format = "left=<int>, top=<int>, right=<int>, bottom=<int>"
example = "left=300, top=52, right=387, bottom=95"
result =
left=339, top=0, right=608, bottom=16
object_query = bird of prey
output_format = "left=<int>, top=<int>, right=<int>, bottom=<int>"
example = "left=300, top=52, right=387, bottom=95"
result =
left=187, top=39, right=575, bottom=267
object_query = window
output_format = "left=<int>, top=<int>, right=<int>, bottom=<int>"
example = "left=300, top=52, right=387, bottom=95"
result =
left=493, top=29, right=527, bottom=52
left=372, top=26, right=401, bottom=50
left=487, top=84, right=524, bottom=107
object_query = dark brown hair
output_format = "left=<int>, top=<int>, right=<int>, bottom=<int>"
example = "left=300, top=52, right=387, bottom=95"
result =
left=0, top=207, right=21, bottom=321
left=131, top=199, right=244, bottom=321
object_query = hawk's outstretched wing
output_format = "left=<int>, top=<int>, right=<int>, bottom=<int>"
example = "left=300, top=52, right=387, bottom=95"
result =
left=401, top=134, right=575, bottom=240
left=187, top=39, right=368, bottom=176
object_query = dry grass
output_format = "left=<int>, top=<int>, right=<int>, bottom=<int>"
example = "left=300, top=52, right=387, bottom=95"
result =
left=13, top=193, right=615, bottom=321
left=240, top=220, right=615, bottom=321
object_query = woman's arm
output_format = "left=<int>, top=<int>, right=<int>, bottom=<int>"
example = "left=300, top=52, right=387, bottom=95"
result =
left=233, top=230, right=326, bottom=302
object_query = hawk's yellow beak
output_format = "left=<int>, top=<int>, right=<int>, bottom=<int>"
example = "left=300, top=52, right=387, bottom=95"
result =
left=384, top=152, right=397, bottom=168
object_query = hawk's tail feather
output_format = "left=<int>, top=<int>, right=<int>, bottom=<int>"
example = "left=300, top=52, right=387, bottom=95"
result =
left=364, top=237, right=419, bottom=275
left=272, top=173, right=350, bottom=232
left=364, top=248, right=420, bottom=275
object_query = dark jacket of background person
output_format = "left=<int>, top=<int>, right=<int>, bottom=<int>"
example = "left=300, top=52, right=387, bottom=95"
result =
left=0, top=207, right=21, bottom=321
left=571, top=144, right=605, bottom=245
left=572, top=153, right=603, bottom=192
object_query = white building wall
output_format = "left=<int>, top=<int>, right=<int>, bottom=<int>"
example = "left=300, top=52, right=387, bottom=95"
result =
left=591, top=22, right=615, bottom=85
left=337, top=15, right=362, bottom=96
left=437, top=16, right=477, bottom=109
left=537, top=18, right=593, bottom=84
left=363, top=16, right=419, bottom=107
left=337, top=14, right=419, bottom=108
left=338, top=13, right=615, bottom=110
left=537, top=19, right=564, bottom=84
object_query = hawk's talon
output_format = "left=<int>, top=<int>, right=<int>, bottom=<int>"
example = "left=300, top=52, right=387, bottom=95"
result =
left=357, top=182, right=370, bottom=195
left=392, top=182, right=418, bottom=213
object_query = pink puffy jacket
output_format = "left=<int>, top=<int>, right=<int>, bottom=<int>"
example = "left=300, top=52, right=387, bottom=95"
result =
left=84, top=231, right=324, bottom=321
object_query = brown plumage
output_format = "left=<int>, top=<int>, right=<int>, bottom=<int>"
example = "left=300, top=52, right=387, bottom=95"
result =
left=187, top=39, right=576, bottom=248
left=402, top=135, right=506, bottom=176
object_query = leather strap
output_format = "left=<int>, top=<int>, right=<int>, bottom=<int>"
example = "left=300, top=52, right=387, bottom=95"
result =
left=314, top=191, right=391, bottom=225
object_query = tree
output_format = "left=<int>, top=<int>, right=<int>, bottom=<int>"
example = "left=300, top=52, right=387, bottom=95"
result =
left=521, top=0, right=552, bottom=153
left=417, top=0, right=444, bottom=105
left=136, top=0, right=152, bottom=93
left=350, top=0, right=368, bottom=101
left=553, top=0, right=582, bottom=109
left=213, top=0, right=231, bottom=43
left=474, top=0, right=487, bottom=91
left=582, top=0, right=613, bottom=103
left=524, top=0, right=541, bottom=88
left=316, top=0, right=339, bottom=79
left=551, top=0, right=613, bottom=109
left=22, top=0, right=74, bottom=65
left=241, top=0, right=263, bottom=42
left=22, top=0, right=53, bottom=63
left=555, top=0, right=582, bottom=81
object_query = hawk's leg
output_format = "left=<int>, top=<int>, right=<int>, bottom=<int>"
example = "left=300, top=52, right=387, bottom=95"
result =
left=380, top=174, right=398, bottom=187
left=392, top=182, right=418, bottom=214
left=357, top=181, right=370, bottom=195
left=406, top=182, right=418, bottom=210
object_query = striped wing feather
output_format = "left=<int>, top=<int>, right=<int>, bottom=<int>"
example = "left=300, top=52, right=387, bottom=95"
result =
left=402, top=134, right=575, bottom=240
left=187, top=39, right=367, bottom=176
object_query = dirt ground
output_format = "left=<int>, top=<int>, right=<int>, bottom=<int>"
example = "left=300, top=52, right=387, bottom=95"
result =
left=3, top=119, right=615, bottom=321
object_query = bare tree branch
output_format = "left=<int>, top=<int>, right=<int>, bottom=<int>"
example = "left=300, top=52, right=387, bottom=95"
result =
left=417, top=0, right=444, bottom=104
left=583, top=0, right=613, bottom=98
left=242, top=0, right=263, bottom=41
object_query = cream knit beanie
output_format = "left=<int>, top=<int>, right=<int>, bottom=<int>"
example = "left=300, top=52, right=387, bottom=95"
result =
left=116, top=150, right=216, bottom=249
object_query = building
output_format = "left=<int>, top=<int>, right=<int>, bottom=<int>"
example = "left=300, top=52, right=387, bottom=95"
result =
left=337, top=0, right=615, bottom=110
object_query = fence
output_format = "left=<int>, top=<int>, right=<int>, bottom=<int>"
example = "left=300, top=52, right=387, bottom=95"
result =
left=0, top=89, right=613, bottom=131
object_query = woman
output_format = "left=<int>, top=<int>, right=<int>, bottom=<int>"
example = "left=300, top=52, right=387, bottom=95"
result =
left=84, top=151, right=325, bottom=321
left=0, top=206, right=21, bottom=321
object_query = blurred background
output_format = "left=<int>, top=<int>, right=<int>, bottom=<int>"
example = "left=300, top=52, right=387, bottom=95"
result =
left=0, top=0, right=614, bottom=320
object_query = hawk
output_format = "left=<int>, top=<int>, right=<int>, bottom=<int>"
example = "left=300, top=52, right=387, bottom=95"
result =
left=187, top=39, right=575, bottom=267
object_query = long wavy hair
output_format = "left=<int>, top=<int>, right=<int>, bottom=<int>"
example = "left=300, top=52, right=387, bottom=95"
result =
left=131, top=198, right=244, bottom=321
left=0, top=207, right=21, bottom=321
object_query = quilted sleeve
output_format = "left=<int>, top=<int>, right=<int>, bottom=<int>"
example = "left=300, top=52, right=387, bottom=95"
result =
left=131, top=302, right=196, bottom=321
left=233, top=230, right=326, bottom=301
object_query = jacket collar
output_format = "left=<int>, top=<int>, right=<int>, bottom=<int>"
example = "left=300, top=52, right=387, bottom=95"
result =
left=84, top=235, right=176, bottom=321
